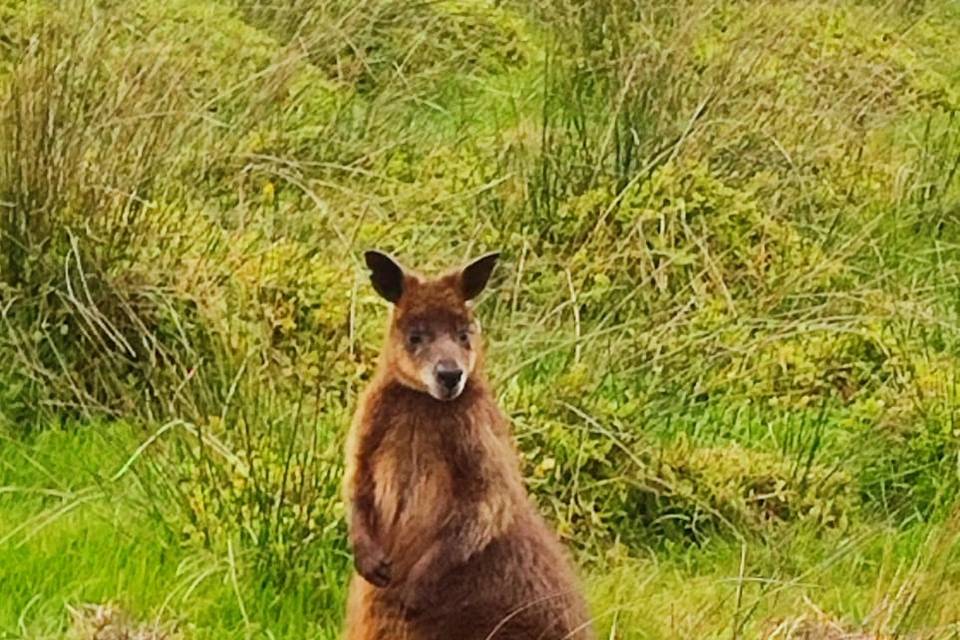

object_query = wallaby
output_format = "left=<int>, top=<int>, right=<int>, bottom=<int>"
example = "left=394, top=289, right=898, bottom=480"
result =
left=343, top=250, right=594, bottom=640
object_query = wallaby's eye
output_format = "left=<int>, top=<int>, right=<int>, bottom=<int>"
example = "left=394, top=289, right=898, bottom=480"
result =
left=408, top=332, right=424, bottom=347
left=458, top=329, right=470, bottom=344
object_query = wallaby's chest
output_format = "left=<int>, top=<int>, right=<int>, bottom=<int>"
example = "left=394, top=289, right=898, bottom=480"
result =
left=370, top=415, right=462, bottom=549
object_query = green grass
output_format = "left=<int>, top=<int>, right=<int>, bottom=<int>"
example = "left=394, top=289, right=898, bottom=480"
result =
left=0, top=426, right=345, bottom=639
left=2, top=0, right=960, bottom=637
left=4, top=429, right=960, bottom=638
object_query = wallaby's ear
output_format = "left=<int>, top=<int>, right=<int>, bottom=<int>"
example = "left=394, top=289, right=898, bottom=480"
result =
left=364, top=250, right=405, bottom=303
left=460, top=252, right=500, bottom=301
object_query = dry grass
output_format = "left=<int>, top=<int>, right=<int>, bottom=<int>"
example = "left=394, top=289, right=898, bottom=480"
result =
left=66, top=603, right=179, bottom=640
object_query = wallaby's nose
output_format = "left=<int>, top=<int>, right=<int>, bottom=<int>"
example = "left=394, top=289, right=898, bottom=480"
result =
left=436, top=360, right=463, bottom=392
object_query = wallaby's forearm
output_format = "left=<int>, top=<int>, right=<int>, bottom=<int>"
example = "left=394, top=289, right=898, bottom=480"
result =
left=348, top=427, right=392, bottom=587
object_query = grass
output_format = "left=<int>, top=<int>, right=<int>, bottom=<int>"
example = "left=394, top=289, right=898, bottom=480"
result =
left=4, top=428, right=960, bottom=638
left=2, top=0, right=960, bottom=637
left=0, top=426, right=345, bottom=639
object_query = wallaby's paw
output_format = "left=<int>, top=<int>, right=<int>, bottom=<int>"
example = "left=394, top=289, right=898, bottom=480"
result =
left=354, top=543, right=392, bottom=588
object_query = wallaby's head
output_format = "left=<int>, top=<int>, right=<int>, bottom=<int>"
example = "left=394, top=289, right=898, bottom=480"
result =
left=364, top=250, right=499, bottom=401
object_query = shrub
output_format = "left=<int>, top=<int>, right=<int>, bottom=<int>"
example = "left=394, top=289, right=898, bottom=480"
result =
left=231, top=0, right=529, bottom=93
left=132, top=386, right=350, bottom=590
left=519, top=402, right=853, bottom=550
left=0, top=3, right=210, bottom=423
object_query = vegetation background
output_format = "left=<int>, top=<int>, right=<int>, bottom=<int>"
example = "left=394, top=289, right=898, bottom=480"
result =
left=1, top=0, right=959, bottom=637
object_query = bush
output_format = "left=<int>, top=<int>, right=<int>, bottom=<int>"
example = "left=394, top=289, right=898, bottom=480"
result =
left=517, top=395, right=853, bottom=551
left=142, top=389, right=351, bottom=589
left=0, top=3, right=208, bottom=423
left=232, top=0, right=529, bottom=93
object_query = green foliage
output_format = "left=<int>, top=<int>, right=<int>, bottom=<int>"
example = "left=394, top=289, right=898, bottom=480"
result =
left=2, top=0, right=960, bottom=637
left=232, top=0, right=529, bottom=93
left=162, top=398, right=350, bottom=590
left=0, top=2, right=208, bottom=422
left=516, top=390, right=854, bottom=552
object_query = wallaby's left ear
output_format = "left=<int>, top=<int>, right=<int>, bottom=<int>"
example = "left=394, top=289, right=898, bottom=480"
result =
left=364, top=250, right=406, bottom=303
left=460, top=252, right=500, bottom=301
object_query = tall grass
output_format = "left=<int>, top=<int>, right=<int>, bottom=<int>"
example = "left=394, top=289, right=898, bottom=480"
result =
left=0, top=2, right=221, bottom=425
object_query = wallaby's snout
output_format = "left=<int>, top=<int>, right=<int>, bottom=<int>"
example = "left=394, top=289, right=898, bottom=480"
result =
left=408, top=329, right=473, bottom=401
left=434, top=358, right=464, bottom=398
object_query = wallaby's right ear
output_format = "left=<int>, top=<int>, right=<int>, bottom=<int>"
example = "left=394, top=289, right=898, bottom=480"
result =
left=364, top=250, right=405, bottom=303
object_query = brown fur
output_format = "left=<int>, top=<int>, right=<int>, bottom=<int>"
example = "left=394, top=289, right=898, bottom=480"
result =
left=343, top=255, right=594, bottom=640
